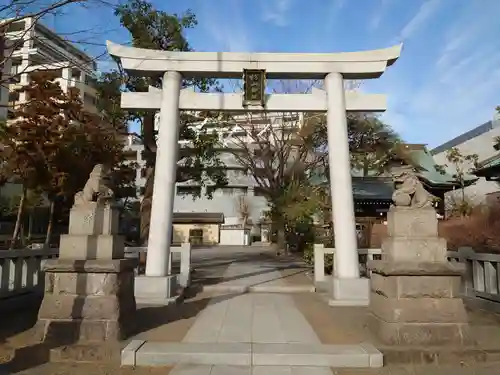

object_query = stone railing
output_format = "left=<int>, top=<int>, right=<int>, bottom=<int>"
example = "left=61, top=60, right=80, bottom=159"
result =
left=314, top=244, right=500, bottom=307
left=0, top=244, right=192, bottom=301
left=313, top=244, right=382, bottom=284
left=0, top=248, right=59, bottom=299
left=124, top=244, right=192, bottom=287
left=446, top=247, right=500, bottom=304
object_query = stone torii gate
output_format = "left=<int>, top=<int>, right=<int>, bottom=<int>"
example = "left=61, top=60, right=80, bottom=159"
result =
left=106, top=41, right=402, bottom=305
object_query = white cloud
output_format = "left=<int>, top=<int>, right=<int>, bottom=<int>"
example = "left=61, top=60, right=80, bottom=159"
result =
left=436, top=2, right=500, bottom=72
left=369, top=0, right=392, bottom=31
left=383, top=47, right=500, bottom=146
left=373, top=0, right=500, bottom=145
left=261, top=0, right=292, bottom=27
left=323, top=0, right=346, bottom=32
left=201, top=1, right=253, bottom=52
left=393, top=0, right=442, bottom=43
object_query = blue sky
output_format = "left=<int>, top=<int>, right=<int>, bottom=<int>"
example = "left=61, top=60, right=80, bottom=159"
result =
left=41, top=0, right=500, bottom=148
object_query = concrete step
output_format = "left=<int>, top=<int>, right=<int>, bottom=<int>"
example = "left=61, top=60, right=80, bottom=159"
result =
left=169, top=364, right=334, bottom=375
left=201, top=284, right=315, bottom=293
left=122, top=340, right=382, bottom=368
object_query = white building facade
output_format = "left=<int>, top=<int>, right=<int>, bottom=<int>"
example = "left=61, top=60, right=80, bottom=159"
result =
left=0, top=17, right=98, bottom=120
left=431, top=119, right=500, bottom=205
left=123, top=112, right=301, bottom=226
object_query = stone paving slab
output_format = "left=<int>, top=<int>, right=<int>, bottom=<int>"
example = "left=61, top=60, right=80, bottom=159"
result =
left=202, top=284, right=315, bottom=293
left=130, top=291, right=216, bottom=343
left=169, top=364, right=334, bottom=375
left=183, top=292, right=319, bottom=344
left=135, top=342, right=252, bottom=366
left=206, top=262, right=287, bottom=288
left=252, top=343, right=379, bottom=367
left=129, top=342, right=381, bottom=368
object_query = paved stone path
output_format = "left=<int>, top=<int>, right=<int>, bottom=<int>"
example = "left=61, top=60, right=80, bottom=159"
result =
left=165, top=261, right=341, bottom=374
left=184, top=263, right=318, bottom=344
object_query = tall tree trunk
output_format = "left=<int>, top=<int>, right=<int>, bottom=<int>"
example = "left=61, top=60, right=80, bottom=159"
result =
left=140, top=167, right=154, bottom=246
left=20, top=223, right=26, bottom=247
left=363, top=156, right=369, bottom=177
left=27, top=211, right=33, bottom=242
left=10, top=187, right=26, bottom=249
left=44, top=200, right=55, bottom=248
left=140, top=114, right=156, bottom=243
left=271, top=210, right=287, bottom=255
left=139, top=112, right=157, bottom=273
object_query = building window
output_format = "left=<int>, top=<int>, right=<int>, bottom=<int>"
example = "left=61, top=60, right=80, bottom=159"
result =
left=188, top=228, right=203, bottom=245
left=221, top=187, right=248, bottom=196
left=206, top=186, right=248, bottom=196
left=176, top=186, right=201, bottom=197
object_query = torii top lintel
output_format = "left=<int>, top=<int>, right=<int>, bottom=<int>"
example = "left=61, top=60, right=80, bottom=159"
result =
left=106, top=41, right=402, bottom=80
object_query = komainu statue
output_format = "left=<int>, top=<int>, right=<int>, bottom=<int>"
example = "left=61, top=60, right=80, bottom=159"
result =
left=392, top=169, right=434, bottom=209
left=73, top=164, right=115, bottom=206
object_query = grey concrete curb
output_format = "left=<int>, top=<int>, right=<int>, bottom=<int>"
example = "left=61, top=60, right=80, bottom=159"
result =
left=318, top=292, right=370, bottom=307
left=121, top=339, right=146, bottom=366
left=327, top=298, right=369, bottom=307
left=127, top=341, right=384, bottom=368
left=359, top=342, right=383, bottom=367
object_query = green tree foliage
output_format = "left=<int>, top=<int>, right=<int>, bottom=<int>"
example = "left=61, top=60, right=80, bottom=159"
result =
left=435, top=147, right=478, bottom=217
left=222, top=112, right=326, bottom=252
left=307, top=112, right=402, bottom=177
left=224, top=111, right=400, bottom=253
left=96, top=0, right=227, bottom=245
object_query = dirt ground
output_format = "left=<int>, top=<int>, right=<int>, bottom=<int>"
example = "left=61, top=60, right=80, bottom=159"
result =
left=293, top=292, right=373, bottom=345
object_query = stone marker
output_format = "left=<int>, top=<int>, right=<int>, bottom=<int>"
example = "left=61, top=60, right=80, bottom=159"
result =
left=367, top=169, right=472, bottom=346
left=37, top=165, right=137, bottom=346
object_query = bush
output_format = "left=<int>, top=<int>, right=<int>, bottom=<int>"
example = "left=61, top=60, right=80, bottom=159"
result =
left=439, top=200, right=500, bottom=253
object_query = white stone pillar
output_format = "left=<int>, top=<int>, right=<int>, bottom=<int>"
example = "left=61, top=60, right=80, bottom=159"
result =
left=145, top=71, right=182, bottom=277
left=325, top=72, right=368, bottom=305
left=325, top=72, right=359, bottom=279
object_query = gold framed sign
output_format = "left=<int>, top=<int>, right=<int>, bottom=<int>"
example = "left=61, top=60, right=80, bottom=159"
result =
left=243, top=69, right=266, bottom=106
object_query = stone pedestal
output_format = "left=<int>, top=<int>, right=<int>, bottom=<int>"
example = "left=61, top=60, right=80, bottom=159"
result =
left=39, top=259, right=136, bottom=343
left=367, top=206, right=473, bottom=346
left=59, top=203, right=124, bottom=260
left=37, top=202, right=137, bottom=347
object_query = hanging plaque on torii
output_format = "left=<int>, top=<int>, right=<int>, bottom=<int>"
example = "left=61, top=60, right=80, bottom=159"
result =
left=243, top=69, right=266, bottom=107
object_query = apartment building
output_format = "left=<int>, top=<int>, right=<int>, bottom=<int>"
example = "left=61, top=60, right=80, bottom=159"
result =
left=0, top=16, right=98, bottom=120
left=431, top=119, right=500, bottom=205
left=123, top=112, right=301, bottom=226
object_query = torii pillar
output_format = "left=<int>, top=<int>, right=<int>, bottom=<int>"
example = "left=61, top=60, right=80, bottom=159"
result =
left=107, top=41, right=402, bottom=304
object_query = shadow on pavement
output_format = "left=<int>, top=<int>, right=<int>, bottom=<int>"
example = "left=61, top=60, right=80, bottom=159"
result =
left=131, top=292, right=241, bottom=338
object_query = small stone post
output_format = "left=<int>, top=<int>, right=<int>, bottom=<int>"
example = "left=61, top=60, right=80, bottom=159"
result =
left=367, top=205, right=472, bottom=346
left=37, top=165, right=137, bottom=347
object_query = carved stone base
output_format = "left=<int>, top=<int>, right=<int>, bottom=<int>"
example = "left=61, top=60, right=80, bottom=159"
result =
left=59, top=234, right=124, bottom=259
left=37, top=259, right=136, bottom=344
left=367, top=260, right=474, bottom=346
left=382, top=207, right=447, bottom=262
